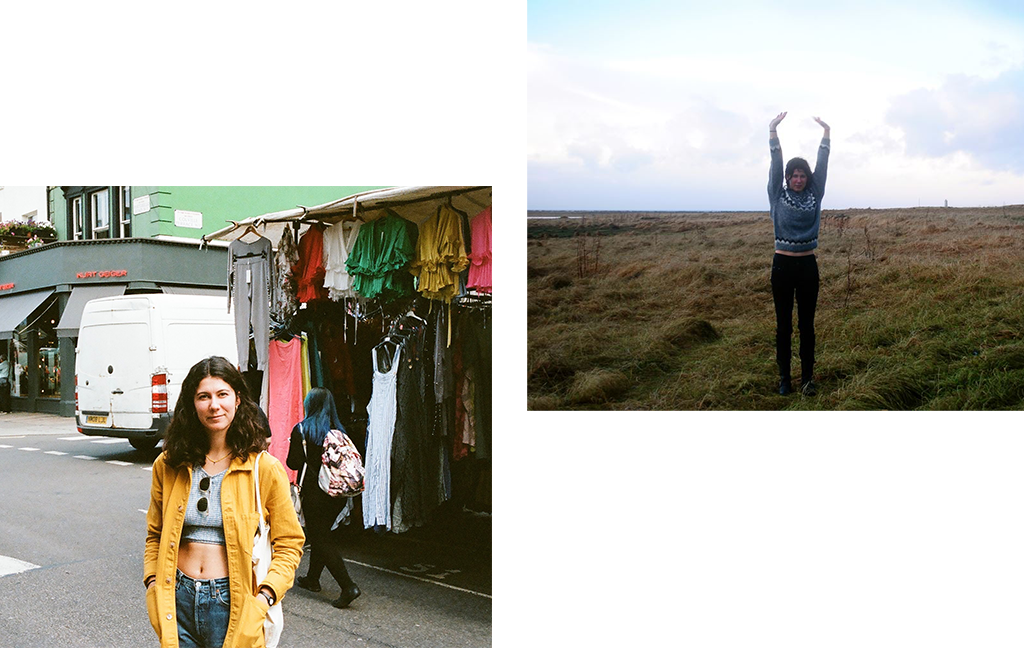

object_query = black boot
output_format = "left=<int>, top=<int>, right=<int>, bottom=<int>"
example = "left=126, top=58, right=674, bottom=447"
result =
left=778, top=376, right=793, bottom=395
left=332, top=584, right=361, bottom=609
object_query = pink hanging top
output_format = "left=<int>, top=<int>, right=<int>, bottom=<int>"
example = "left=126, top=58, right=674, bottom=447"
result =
left=466, top=206, right=491, bottom=293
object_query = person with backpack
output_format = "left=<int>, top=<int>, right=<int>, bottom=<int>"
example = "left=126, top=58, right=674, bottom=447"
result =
left=286, top=388, right=362, bottom=608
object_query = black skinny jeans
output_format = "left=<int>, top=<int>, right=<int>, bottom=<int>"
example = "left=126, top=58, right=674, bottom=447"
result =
left=770, top=253, right=819, bottom=382
left=302, top=486, right=356, bottom=590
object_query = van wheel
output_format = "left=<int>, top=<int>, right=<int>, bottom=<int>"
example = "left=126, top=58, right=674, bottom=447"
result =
left=130, top=438, right=159, bottom=452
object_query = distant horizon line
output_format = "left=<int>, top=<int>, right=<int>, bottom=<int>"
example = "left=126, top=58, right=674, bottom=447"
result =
left=527, top=203, right=1024, bottom=213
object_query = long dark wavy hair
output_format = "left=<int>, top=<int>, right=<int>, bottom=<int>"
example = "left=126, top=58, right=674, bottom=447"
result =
left=785, top=157, right=814, bottom=191
left=163, top=356, right=268, bottom=469
left=300, top=388, right=345, bottom=447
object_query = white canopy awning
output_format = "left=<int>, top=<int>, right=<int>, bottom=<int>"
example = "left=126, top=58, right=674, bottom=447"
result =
left=201, top=186, right=491, bottom=246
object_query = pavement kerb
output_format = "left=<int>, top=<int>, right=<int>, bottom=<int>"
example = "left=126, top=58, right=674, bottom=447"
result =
left=0, top=412, right=79, bottom=437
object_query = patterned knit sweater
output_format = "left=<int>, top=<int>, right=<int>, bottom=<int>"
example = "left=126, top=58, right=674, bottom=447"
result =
left=768, top=136, right=830, bottom=252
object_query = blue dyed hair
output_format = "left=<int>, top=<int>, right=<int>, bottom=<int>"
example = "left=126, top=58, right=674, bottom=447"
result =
left=301, top=388, right=344, bottom=446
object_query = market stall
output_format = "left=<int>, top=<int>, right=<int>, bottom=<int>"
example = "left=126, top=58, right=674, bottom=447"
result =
left=204, top=186, right=492, bottom=532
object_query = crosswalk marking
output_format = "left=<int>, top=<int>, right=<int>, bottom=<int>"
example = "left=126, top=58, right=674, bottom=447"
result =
left=73, top=455, right=98, bottom=461
left=59, top=436, right=99, bottom=441
left=17, top=447, right=40, bottom=452
left=106, top=460, right=133, bottom=466
left=0, top=555, right=39, bottom=577
left=143, top=466, right=154, bottom=472
left=44, top=451, right=68, bottom=456
left=0, top=444, right=12, bottom=449
left=92, top=438, right=129, bottom=444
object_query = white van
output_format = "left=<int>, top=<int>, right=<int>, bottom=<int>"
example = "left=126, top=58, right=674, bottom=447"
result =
left=75, top=294, right=237, bottom=450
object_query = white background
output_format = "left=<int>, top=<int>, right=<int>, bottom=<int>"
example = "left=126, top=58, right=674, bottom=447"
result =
left=3, top=2, right=1022, bottom=647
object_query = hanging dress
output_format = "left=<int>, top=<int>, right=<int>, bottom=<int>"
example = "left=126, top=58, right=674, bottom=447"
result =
left=295, top=224, right=329, bottom=303
left=467, top=206, right=492, bottom=293
left=362, top=342, right=401, bottom=531
left=410, top=203, right=469, bottom=303
left=346, top=210, right=416, bottom=301
left=270, top=228, right=300, bottom=328
left=323, top=220, right=362, bottom=301
left=266, top=337, right=303, bottom=483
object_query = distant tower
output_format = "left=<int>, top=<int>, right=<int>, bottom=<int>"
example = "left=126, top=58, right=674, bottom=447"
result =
left=944, top=199, right=948, bottom=208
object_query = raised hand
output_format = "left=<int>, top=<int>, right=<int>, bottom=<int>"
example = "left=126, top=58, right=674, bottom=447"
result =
left=770, top=112, right=787, bottom=131
left=813, top=116, right=830, bottom=133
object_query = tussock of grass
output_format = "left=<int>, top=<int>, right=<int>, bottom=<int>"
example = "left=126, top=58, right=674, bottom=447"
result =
left=660, top=318, right=720, bottom=348
left=528, top=206, right=1024, bottom=410
left=566, top=369, right=630, bottom=404
left=528, top=395, right=562, bottom=410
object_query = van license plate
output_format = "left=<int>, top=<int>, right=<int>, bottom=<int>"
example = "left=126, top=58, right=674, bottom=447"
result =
left=86, top=415, right=108, bottom=425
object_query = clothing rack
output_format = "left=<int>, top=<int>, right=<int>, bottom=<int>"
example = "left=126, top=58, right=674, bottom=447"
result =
left=455, top=291, right=492, bottom=310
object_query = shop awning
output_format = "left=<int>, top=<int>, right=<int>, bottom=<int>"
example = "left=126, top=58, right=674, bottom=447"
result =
left=0, top=289, right=55, bottom=341
left=56, top=285, right=127, bottom=338
left=161, top=285, right=227, bottom=297
left=201, top=186, right=491, bottom=245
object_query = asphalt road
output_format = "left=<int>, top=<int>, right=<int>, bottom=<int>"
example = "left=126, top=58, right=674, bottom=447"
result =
left=0, top=413, right=491, bottom=648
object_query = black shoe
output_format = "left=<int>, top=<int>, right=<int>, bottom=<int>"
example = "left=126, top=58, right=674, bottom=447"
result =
left=332, top=585, right=361, bottom=609
left=778, top=378, right=793, bottom=395
left=801, top=380, right=817, bottom=396
left=296, top=575, right=321, bottom=593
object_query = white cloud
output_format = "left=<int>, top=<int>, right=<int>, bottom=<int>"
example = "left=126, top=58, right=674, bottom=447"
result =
left=887, top=67, right=1024, bottom=172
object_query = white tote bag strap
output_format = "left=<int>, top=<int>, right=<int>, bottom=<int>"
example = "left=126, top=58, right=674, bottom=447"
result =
left=252, top=450, right=283, bottom=648
left=254, top=451, right=268, bottom=532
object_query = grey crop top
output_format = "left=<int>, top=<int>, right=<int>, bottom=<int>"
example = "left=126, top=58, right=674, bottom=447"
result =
left=181, top=466, right=227, bottom=546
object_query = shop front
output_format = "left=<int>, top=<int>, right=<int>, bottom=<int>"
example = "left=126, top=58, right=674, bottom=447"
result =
left=0, top=239, right=227, bottom=416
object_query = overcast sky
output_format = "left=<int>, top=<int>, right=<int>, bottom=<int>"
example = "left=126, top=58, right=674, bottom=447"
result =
left=528, top=0, right=1024, bottom=210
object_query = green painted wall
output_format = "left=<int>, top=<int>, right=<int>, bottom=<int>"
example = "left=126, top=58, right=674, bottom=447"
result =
left=49, top=187, right=66, bottom=234
left=50, top=186, right=389, bottom=240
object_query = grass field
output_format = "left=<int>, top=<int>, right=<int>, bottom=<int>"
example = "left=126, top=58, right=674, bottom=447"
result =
left=527, top=206, right=1024, bottom=410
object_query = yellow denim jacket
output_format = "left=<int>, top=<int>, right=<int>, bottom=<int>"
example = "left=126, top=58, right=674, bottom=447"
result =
left=145, top=451, right=305, bottom=648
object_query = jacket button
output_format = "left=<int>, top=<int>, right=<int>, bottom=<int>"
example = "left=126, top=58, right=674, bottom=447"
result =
left=166, top=614, right=172, bottom=620
left=166, top=577, right=171, bottom=583
left=178, top=505, right=183, bottom=511
left=170, top=542, right=175, bottom=548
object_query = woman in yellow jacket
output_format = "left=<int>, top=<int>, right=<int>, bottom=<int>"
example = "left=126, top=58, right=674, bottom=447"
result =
left=145, top=356, right=305, bottom=648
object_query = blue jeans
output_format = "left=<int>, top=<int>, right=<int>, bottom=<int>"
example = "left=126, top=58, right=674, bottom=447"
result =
left=175, top=570, right=231, bottom=648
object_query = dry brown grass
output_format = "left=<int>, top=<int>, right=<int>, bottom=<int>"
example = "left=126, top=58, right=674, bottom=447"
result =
left=527, top=205, right=1024, bottom=410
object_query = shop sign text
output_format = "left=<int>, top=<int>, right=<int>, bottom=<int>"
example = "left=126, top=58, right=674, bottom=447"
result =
left=0, top=282, right=14, bottom=291
left=76, top=270, right=128, bottom=279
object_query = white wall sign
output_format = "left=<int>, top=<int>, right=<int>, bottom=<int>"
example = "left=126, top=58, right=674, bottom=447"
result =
left=133, top=195, right=151, bottom=214
left=174, top=209, right=203, bottom=229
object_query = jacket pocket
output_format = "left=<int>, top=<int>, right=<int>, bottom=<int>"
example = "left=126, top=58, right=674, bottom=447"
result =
left=235, top=593, right=268, bottom=648
left=145, top=585, right=160, bottom=636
